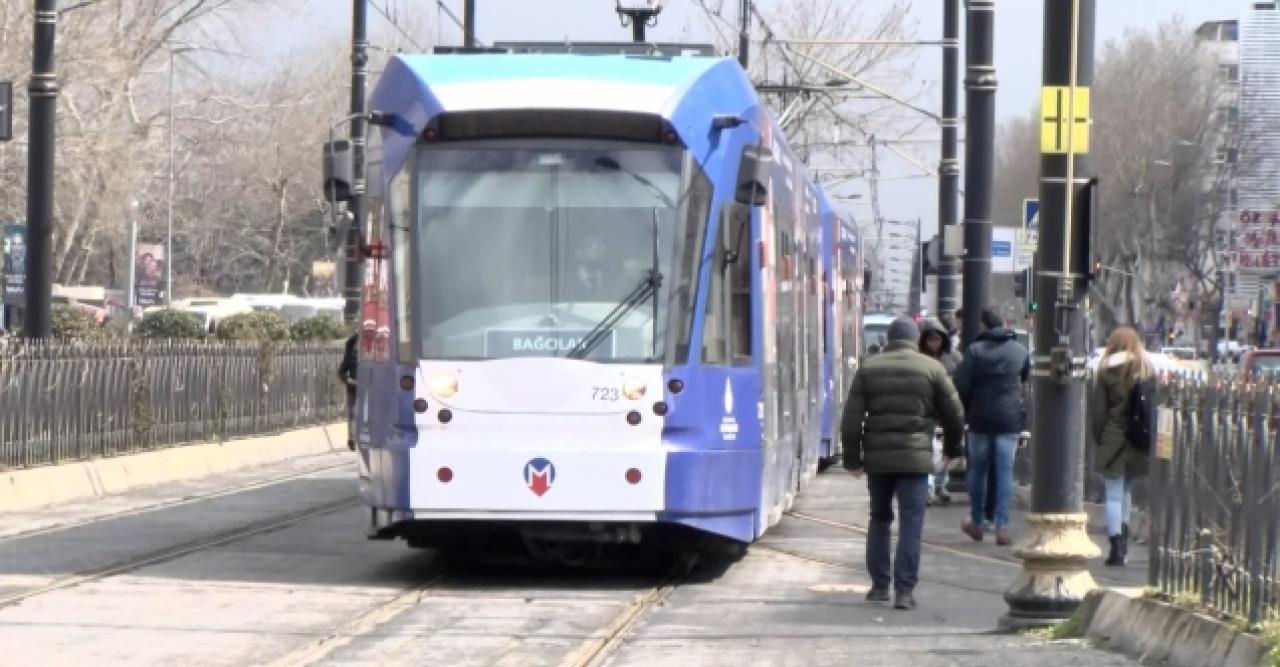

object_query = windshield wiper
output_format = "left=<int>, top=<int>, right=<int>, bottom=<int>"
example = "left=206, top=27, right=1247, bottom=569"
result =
left=565, top=268, right=662, bottom=360
left=566, top=208, right=664, bottom=361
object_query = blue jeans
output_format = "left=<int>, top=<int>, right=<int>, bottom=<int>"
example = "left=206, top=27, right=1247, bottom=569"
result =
left=1103, top=474, right=1134, bottom=537
left=967, top=432, right=1018, bottom=530
left=866, top=473, right=929, bottom=594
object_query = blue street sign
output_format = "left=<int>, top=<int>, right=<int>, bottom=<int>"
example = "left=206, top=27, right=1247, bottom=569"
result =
left=1023, top=198, right=1040, bottom=230
left=992, top=240, right=1012, bottom=258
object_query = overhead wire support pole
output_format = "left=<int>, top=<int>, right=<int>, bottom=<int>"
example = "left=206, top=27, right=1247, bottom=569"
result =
left=463, top=0, right=476, bottom=48
left=24, top=0, right=58, bottom=339
left=345, top=0, right=368, bottom=325
left=1000, top=0, right=1100, bottom=630
left=960, top=0, right=995, bottom=352
left=738, top=0, right=750, bottom=67
left=936, top=0, right=961, bottom=321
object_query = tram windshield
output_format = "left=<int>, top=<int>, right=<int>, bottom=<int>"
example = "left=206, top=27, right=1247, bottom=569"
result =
left=414, top=138, right=688, bottom=363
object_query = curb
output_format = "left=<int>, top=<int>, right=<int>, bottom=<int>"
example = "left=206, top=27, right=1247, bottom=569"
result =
left=1078, top=588, right=1269, bottom=667
left=0, top=422, right=348, bottom=514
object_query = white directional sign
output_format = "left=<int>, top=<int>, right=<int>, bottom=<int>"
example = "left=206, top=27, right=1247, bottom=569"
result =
left=1016, top=199, right=1039, bottom=271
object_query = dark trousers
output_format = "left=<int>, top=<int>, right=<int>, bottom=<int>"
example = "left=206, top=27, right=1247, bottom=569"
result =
left=866, top=473, right=929, bottom=594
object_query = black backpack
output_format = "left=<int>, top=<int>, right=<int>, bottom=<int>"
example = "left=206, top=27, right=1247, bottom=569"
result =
left=1125, top=377, right=1156, bottom=452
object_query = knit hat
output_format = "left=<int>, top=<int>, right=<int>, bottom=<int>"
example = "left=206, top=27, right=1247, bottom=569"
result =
left=887, top=316, right=920, bottom=343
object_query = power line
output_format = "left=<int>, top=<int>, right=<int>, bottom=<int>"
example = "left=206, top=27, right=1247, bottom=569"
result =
left=369, top=1, right=426, bottom=52
left=436, top=1, right=486, bottom=46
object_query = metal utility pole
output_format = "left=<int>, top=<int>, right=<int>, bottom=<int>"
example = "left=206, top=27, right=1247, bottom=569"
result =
left=463, top=0, right=476, bottom=48
left=345, top=0, right=368, bottom=324
left=909, top=217, right=923, bottom=315
left=739, top=0, right=750, bottom=68
left=24, top=0, right=57, bottom=339
left=1002, top=0, right=1100, bottom=629
left=960, top=0, right=995, bottom=350
left=936, top=0, right=961, bottom=322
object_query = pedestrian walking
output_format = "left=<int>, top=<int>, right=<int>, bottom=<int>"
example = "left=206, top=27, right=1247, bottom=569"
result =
left=954, top=309, right=1030, bottom=546
left=919, top=318, right=961, bottom=505
left=842, top=316, right=966, bottom=610
left=1090, top=326, right=1154, bottom=566
left=338, top=333, right=358, bottom=451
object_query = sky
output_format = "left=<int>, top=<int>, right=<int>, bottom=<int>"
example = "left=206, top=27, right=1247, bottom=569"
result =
left=288, top=0, right=1234, bottom=235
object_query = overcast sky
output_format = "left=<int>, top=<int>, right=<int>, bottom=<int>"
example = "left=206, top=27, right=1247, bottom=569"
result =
left=291, top=0, right=1237, bottom=232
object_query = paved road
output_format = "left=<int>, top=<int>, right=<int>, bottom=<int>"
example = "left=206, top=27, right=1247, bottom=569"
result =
left=0, top=454, right=1139, bottom=666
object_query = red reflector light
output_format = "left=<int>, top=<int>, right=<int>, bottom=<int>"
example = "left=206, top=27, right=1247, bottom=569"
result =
left=437, top=467, right=453, bottom=483
left=625, top=468, right=642, bottom=484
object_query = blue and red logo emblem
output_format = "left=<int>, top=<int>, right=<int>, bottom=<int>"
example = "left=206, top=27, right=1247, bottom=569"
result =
left=523, top=457, right=556, bottom=497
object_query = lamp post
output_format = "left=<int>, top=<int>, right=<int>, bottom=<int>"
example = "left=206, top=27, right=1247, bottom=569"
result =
left=166, top=45, right=194, bottom=307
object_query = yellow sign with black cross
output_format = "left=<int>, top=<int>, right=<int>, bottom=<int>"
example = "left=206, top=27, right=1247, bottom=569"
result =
left=1040, top=85, right=1091, bottom=154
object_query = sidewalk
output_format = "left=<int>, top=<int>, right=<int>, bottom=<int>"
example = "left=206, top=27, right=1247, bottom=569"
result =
left=786, top=469, right=1147, bottom=606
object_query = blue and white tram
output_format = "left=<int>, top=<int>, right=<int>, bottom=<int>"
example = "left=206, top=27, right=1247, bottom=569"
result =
left=329, top=45, right=864, bottom=554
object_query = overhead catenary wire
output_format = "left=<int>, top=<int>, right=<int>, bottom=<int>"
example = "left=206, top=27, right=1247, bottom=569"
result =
left=369, top=1, right=427, bottom=52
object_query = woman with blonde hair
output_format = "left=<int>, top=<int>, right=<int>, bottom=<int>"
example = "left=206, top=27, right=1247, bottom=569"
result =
left=1090, top=326, right=1154, bottom=566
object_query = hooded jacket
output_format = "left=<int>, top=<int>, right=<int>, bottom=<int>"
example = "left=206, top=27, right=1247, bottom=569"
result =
left=918, top=317, right=961, bottom=376
left=954, top=327, right=1030, bottom=434
left=840, top=340, right=966, bottom=474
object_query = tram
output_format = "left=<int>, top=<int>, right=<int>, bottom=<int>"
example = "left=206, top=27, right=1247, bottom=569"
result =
left=322, top=42, right=865, bottom=558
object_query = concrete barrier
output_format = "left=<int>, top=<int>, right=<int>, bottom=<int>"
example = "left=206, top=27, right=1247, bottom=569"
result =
left=1078, top=588, right=1268, bottom=667
left=0, top=423, right=348, bottom=514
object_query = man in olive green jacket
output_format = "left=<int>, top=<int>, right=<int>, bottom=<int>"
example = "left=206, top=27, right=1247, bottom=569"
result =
left=841, top=316, right=966, bottom=610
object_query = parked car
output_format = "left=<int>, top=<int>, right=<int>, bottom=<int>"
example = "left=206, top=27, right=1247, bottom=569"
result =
left=1241, top=349, right=1280, bottom=382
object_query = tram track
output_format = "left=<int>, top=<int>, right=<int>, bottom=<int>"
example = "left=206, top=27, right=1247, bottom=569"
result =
left=0, top=495, right=359, bottom=609
left=559, top=562, right=689, bottom=667
left=0, top=458, right=354, bottom=545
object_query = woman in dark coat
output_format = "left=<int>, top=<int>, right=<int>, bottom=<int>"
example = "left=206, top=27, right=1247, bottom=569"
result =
left=1089, top=326, right=1153, bottom=566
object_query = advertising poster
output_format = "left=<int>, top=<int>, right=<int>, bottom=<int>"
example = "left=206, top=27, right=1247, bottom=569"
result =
left=310, top=260, right=337, bottom=297
left=2, top=223, right=25, bottom=306
left=134, top=243, right=167, bottom=307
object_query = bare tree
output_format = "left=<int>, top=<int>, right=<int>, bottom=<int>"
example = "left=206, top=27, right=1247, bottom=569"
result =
left=992, top=20, right=1229, bottom=342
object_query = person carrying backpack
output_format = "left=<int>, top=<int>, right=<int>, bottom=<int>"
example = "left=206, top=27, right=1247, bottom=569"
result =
left=1090, top=326, right=1155, bottom=566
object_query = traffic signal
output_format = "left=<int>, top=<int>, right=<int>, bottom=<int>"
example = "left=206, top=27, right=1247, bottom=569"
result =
left=1028, top=300, right=1038, bottom=314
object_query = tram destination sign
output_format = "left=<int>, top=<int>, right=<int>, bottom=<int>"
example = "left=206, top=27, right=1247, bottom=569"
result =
left=485, top=328, right=617, bottom=359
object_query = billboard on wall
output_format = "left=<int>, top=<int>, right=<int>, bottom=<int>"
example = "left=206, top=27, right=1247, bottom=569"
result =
left=2, top=223, right=25, bottom=305
left=134, top=243, right=167, bottom=307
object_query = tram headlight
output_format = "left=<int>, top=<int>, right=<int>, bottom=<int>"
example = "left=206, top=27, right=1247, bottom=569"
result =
left=428, top=373, right=459, bottom=399
left=621, top=377, right=647, bottom=400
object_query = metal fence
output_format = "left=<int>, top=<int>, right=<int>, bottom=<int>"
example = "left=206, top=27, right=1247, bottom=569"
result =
left=0, top=340, right=346, bottom=470
left=1147, top=377, right=1280, bottom=625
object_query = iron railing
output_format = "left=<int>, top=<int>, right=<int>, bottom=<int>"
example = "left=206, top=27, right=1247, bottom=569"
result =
left=0, top=340, right=345, bottom=470
left=1148, top=377, right=1280, bottom=625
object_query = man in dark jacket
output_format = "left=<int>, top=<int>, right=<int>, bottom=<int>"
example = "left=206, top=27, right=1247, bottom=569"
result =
left=338, top=333, right=358, bottom=451
left=954, top=309, right=1030, bottom=546
left=842, top=316, right=966, bottom=610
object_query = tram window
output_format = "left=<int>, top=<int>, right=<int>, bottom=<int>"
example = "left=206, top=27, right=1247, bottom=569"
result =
left=670, top=157, right=712, bottom=365
left=700, top=214, right=728, bottom=365
left=726, top=205, right=753, bottom=365
left=389, top=165, right=413, bottom=361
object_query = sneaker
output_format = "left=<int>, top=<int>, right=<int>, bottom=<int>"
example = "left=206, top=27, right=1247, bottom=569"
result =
left=962, top=518, right=984, bottom=542
left=983, top=520, right=995, bottom=533
left=866, top=586, right=890, bottom=602
left=894, top=591, right=917, bottom=610
left=995, top=528, right=1012, bottom=546
left=934, top=488, right=952, bottom=505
